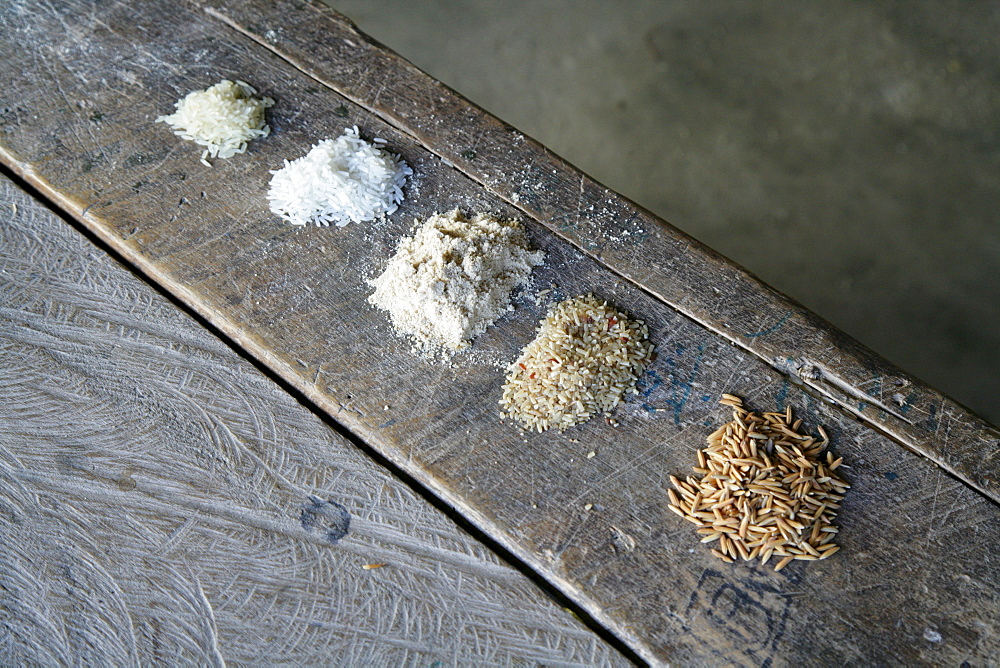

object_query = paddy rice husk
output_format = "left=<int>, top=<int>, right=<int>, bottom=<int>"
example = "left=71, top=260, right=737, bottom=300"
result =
left=669, top=395, right=849, bottom=571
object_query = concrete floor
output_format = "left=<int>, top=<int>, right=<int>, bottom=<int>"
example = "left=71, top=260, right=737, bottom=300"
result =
left=327, top=1, right=999, bottom=425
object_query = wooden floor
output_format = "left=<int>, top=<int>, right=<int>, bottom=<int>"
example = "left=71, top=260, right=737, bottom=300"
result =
left=0, top=0, right=997, bottom=665
left=0, top=179, right=625, bottom=665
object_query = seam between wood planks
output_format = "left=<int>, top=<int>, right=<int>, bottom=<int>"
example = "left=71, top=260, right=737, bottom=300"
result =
left=0, top=159, right=647, bottom=667
left=198, top=3, right=1000, bottom=509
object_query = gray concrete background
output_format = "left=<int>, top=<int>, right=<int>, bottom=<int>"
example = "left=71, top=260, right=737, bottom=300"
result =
left=326, top=1, right=999, bottom=425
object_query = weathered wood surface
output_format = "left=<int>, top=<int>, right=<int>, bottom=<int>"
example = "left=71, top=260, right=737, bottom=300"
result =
left=0, top=0, right=997, bottom=664
left=0, top=177, right=628, bottom=665
left=209, top=0, right=1000, bottom=500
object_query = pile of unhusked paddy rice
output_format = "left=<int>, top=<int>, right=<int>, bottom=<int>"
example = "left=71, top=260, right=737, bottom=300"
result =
left=368, top=209, right=544, bottom=353
left=500, top=295, right=653, bottom=432
left=157, top=80, right=273, bottom=166
left=669, top=394, right=849, bottom=571
left=267, top=126, right=411, bottom=227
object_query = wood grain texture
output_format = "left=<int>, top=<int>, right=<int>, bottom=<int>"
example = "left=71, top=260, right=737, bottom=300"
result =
left=206, top=0, right=1000, bottom=501
left=0, top=0, right=998, bottom=664
left=0, top=178, right=628, bottom=666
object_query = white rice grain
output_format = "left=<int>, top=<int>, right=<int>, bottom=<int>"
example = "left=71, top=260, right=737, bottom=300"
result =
left=268, top=126, right=411, bottom=227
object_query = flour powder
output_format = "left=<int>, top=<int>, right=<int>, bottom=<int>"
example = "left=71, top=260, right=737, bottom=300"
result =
left=368, top=209, right=544, bottom=353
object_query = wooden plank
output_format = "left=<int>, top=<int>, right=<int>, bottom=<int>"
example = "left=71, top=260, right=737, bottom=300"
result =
left=0, top=176, right=629, bottom=665
left=0, top=0, right=997, bottom=664
left=204, top=0, right=1000, bottom=501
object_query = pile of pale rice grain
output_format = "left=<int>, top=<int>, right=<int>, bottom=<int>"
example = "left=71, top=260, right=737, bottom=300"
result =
left=157, top=80, right=273, bottom=166
left=669, top=394, right=849, bottom=571
left=500, top=294, right=653, bottom=432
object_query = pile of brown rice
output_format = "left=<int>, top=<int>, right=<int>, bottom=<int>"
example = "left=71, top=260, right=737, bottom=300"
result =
left=669, top=394, right=849, bottom=571
left=500, top=295, right=653, bottom=432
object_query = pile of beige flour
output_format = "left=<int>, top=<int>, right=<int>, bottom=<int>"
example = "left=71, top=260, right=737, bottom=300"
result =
left=368, top=209, right=544, bottom=353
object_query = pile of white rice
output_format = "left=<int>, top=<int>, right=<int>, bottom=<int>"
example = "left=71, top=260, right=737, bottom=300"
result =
left=368, top=209, right=544, bottom=353
left=157, top=79, right=273, bottom=166
left=500, top=295, right=654, bottom=432
left=268, top=126, right=411, bottom=226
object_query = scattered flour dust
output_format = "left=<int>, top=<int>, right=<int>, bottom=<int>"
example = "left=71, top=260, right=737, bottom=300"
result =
left=368, top=209, right=544, bottom=354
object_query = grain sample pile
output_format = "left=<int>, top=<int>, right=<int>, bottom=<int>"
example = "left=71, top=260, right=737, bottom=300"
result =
left=669, top=395, right=849, bottom=571
left=500, top=295, right=653, bottom=432
left=268, top=126, right=411, bottom=227
left=157, top=80, right=273, bottom=166
left=368, top=209, right=544, bottom=353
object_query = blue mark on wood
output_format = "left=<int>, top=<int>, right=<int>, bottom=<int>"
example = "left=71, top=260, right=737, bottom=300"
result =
left=745, top=311, right=791, bottom=339
left=898, top=391, right=918, bottom=416
left=684, top=569, right=793, bottom=658
left=775, top=378, right=789, bottom=410
left=639, top=368, right=664, bottom=400
left=926, top=402, right=939, bottom=431
left=300, top=497, right=350, bottom=543
left=643, top=344, right=706, bottom=425
left=859, top=374, right=884, bottom=414
left=884, top=472, right=898, bottom=481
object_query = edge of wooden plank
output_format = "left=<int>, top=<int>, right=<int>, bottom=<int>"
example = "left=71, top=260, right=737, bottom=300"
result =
left=3, top=3, right=999, bottom=664
left=1, top=156, right=650, bottom=665
left=199, top=0, right=999, bottom=503
left=3, top=143, right=659, bottom=663
left=0, top=174, right=632, bottom=666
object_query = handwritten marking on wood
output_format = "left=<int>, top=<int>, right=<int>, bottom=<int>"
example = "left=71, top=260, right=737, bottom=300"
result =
left=0, top=178, right=627, bottom=666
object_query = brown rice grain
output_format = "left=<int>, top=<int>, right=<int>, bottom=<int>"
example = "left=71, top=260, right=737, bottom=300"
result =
left=500, top=295, right=653, bottom=432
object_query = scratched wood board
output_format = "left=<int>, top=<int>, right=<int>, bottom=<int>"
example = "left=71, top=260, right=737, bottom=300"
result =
left=0, top=0, right=997, bottom=664
left=209, top=0, right=1000, bottom=502
left=0, top=177, right=628, bottom=666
